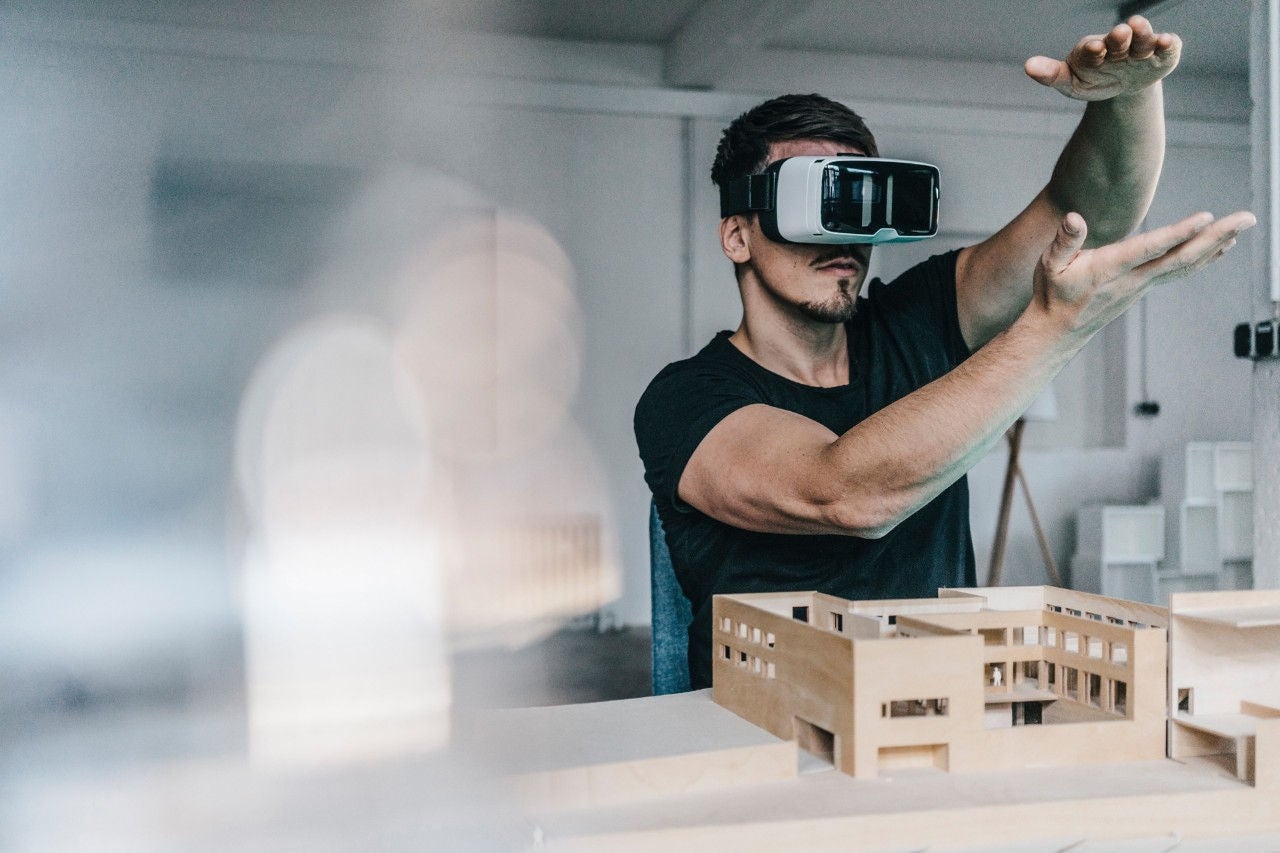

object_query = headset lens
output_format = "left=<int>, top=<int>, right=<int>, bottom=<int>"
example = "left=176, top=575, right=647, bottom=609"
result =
left=820, top=162, right=937, bottom=238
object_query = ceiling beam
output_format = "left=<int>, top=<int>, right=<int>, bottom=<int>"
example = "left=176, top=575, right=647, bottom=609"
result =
left=663, top=0, right=820, bottom=88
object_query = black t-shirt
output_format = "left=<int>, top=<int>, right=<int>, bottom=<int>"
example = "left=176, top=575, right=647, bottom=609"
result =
left=634, top=251, right=976, bottom=688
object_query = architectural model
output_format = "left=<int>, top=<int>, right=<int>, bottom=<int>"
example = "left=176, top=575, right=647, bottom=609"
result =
left=713, top=585, right=1280, bottom=784
left=472, top=586, right=1280, bottom=848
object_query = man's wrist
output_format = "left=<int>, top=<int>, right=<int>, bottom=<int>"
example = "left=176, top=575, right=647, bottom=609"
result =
left=1007, top=300, right=1088, bottom=366
left=1086, top=79, right=1163, bottom=109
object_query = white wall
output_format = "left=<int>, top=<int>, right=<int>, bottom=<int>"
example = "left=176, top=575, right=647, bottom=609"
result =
left=0, top=11, right=1256, bottom=697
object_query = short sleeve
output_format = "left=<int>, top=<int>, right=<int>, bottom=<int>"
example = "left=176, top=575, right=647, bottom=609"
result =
left=634, top=359, right=763, bottom=513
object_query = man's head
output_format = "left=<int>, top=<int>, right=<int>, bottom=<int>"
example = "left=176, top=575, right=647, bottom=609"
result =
left=713, top=94, right=880, bottom=325
left=711, top=93, right=878, bottom=189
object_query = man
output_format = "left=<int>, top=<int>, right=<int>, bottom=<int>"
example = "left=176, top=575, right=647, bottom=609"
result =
left=635, top=16, right=1254, bottom=690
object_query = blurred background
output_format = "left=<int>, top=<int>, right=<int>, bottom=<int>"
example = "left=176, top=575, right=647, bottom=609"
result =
left=0, top=1, right=1264, bottom=849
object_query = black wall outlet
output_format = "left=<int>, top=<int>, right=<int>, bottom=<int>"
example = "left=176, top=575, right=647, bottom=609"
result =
left=1234, top=320, right=1280, bottom=360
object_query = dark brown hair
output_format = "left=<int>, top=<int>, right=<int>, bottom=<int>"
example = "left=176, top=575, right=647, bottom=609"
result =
left=710, top=93, right=879, bottom=190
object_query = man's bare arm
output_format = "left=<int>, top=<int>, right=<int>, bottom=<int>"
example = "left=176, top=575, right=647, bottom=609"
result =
left=680, top=210, right=1254, bottom=538
left=956, top=15, right=1181, bottom=351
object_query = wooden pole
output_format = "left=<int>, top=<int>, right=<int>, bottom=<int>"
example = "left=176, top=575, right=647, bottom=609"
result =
left=1016, top=466, right=1063, bottom=586
left=988, top=419, right=1025, bottom=587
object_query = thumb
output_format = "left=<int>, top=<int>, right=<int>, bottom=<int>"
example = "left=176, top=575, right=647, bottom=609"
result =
left=1042, top=212, right=1088, bottom=274
left=1024, top=55, right=1068, bottom=89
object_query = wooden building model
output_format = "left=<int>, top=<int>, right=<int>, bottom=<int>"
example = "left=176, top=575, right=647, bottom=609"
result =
left=466, top=586, right=1280, bottom=847
left=712, top=585, right=1279, bottom=781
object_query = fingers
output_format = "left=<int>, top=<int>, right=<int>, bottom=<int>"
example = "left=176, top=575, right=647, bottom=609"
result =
left=1024, top=55, right=1070, bottom=88
left=1041, top=213, right=1089, bottom=275
left=1095, top=212, right=1215, bottom=273
left=1128, top=16, right=1156, bottom=60
left=1068, top=15, right=1179, bottom=69
left=1155, top=32, right=1181, bottom=60
left=1133, top=211, right=1257, bottom=281
left=1214, top=237, right=1239, bottom=259
left=1074, top=38, right=1106, bottom=69
left=1103, top=21, right=1133, bottom=60
left=1099, top=17, right=1170, bottom=62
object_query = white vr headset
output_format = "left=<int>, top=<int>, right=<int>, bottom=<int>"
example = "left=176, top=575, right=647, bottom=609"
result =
left=720, top=156, right=940, bottom=245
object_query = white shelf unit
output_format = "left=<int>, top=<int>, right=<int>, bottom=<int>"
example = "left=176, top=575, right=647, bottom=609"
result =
left=1219, top=491, right=1254, bottom=561
left=1178, top=502, right=1220, bottom=574
left=1072, top=504, right=1165, bottom=603
left=1171, top=442, right=1253, bottom=591
left=1213, top=442, right=1254, bottom=492
left=1184, top=443, right=1217, bottom=504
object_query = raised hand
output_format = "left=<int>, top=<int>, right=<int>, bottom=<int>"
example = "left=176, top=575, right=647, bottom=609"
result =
left=1031, top=209, right=1256, bottom=340
left=1025, top=15, right=1181, bottom=101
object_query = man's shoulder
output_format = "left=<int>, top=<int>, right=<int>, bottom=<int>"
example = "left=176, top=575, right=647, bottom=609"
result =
left=640, top=332, right=754, bottom=398
left=867, top=249, right=962, bottom=301
left=634, top=332, right=768, bottom=436
left=634, top=331, right=774, bottom=510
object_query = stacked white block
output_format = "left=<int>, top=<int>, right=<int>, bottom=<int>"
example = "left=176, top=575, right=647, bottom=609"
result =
left=1174, top=443, right=1224, bottom=582
left=1072, top=504, right=1165, bottom=603
left=1155, top=441, right=1254, bottom=597
left=1175, top=442, right=1253, bottom=590
left=1213, top=443, right=1254, bottom=559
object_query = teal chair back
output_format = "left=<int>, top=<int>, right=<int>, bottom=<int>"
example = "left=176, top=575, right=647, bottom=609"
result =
left=649, top=501, right=692, bottom=694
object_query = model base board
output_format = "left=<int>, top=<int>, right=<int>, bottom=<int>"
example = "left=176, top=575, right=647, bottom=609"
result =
left=481, top=690, right=1280, bottom=850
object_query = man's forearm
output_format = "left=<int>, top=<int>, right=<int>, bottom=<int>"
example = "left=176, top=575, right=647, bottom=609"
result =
left=954, top=85, right=1168, bottom=352
left=816, top=308, right=1079, bottom=537
left=955, top=20, right=1179, bottom=351
left=1045, top=85, right=1165, bottom=246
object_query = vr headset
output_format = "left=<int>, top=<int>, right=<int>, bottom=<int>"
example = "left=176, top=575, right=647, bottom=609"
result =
left=720, top=156, right=940, bottom=245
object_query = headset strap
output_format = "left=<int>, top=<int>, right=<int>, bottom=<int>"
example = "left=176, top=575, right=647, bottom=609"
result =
left=719, top=173, right=776, bottom=218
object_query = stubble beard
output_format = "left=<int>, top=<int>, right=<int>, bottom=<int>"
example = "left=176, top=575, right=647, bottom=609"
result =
left=797, top=277, right=858, bottom=324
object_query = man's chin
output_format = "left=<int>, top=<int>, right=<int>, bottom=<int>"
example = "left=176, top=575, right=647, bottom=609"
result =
left=799, top=297, right=857, bottom=324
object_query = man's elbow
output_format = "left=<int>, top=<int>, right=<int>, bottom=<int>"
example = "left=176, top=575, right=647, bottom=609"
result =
left=1045, top=185, right=1154, bottom=249
left=821, top=498, right=905, bottom=540
left=1084, top=213, right=1146, bottom=249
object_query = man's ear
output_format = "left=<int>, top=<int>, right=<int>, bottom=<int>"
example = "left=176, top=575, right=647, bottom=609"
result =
left=719, top=215, right=752, bottom=264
